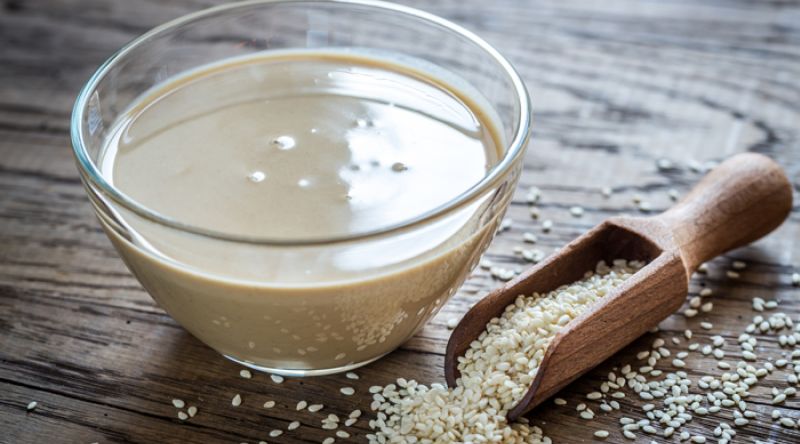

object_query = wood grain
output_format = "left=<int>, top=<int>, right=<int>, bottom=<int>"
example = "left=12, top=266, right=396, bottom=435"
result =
left=1, top=0, right=799, bottom=443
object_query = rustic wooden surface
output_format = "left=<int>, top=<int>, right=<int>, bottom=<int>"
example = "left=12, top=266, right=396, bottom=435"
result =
left=1, top=0, right=799, bottom=443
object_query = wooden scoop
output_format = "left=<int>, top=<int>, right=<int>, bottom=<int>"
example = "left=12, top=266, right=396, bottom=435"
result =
left=444, top=152, right=793, bottom=421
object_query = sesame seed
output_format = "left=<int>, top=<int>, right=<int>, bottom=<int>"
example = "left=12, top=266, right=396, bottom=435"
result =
left=288, top=421, right=300, bottom=430
left=391, top=162, right=408, bottom=172
left=171, top=399, right=185, bottom=409
left=554, top=397, right=567, bottom=405
left=345, top=372, right=359, bottom=380
left=726, top=270, right=740, bottom=279
left=668, top=189, right=680, bottom=201
left=601, top=187, right=612, bottom=198
left=335, top=431, right=350, bottom=438
left=308, top=404, right=324, bottom=412
left=26, top=401, right=37, bottom=411
left=700, top=322, right=713, bottom=330
left=231, top=394, right=242, bottom=407
left=270, top=374, right=284, bottom=384
left=446, top=317, right=459, bottom=329
left=296, top=400, right=307, bottom=411
left=322, top=438, right=335, bottom=444
left=542, top=219, right=553, bottom=232
left=732, top=260, right=747, bottom=270
left=178, top=411, right=188, bottom=421
left=239, top=369, right=252, bottom=379
left=263, top=400, right=275, bottom=408
left=269, top=430, right=283, bottom=437
left=570, top=206, right=584, bottom=217
left=340, top=387, right=355, bottom=396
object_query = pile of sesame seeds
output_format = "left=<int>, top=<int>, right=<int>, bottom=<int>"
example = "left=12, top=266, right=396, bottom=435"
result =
left=364, top=260, right=641, bottom=443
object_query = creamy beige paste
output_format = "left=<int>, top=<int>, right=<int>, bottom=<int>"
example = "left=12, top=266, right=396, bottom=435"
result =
left=99, top=51, right=505, bottom=373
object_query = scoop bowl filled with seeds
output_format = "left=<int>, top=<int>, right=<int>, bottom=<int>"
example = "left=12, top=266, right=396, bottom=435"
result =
left=445, top=152, right=792, bottom=420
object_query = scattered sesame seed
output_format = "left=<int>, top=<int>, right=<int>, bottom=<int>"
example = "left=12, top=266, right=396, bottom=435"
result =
left=336, top=431, right=350, bottom=438
left=263, top=400, right=275, bottom=408
left=270, top=374, right=284, bottom=384
left=601, top=187, right=612, bottom=198
left=239, top=369, right=252, bottom=379
left=26, top=401, right=37, bottom=411
left=187, top=406, right=197, bottom=418
left=570, top=206, right=584, bottom=217
left=296, top=400, right=308, bottom=411
left=446, top=317, right=459, bottom=329
left=171, top=399, right=185, bottom=409
left=391, top=162, right=408, bottom=172
left=526, top=187, right=541, bottom=204
left=726, top=270, right=740, bottom=279
left=554, top=397, right=567, bottom=406
left=668, top=188, right=680, bottom=201
left=542, top=219, right=553, bottom=232
left=308, top=404, right=324, bottom=412
left=269, top=429, right=283, bottom=437
left=231, top=394, right=242, bottom=407
left=322, top=438, right=335, bottom=444
left=345, top=372, right=359, bottom=380
left=178, top=411, right=188, bottom=421
left=656, top=158, right=673, bottom=171
left=339, top=387, right=355, bottom=396
left=288, top=421, right=300, bottom=430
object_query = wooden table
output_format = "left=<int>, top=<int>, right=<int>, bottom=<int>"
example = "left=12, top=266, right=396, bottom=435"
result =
left=2, top=0, right=799, bottom=442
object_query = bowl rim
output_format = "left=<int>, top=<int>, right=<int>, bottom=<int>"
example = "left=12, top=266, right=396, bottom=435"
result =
left=71, top=0, right=532, bottom=246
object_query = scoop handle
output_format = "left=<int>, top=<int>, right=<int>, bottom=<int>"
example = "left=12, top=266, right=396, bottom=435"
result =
left=658, top=153, right=792, bottom=274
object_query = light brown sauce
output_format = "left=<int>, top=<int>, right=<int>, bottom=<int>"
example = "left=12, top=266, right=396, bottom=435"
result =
left=99, top=51, right=505, bottom=372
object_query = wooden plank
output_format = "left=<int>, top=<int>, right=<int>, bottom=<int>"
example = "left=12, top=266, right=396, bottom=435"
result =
left=1, top=0, right=799, bottom=442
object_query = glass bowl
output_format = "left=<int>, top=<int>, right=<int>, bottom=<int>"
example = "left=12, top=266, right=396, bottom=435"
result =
left=71, top=0, right=531, bottom=376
